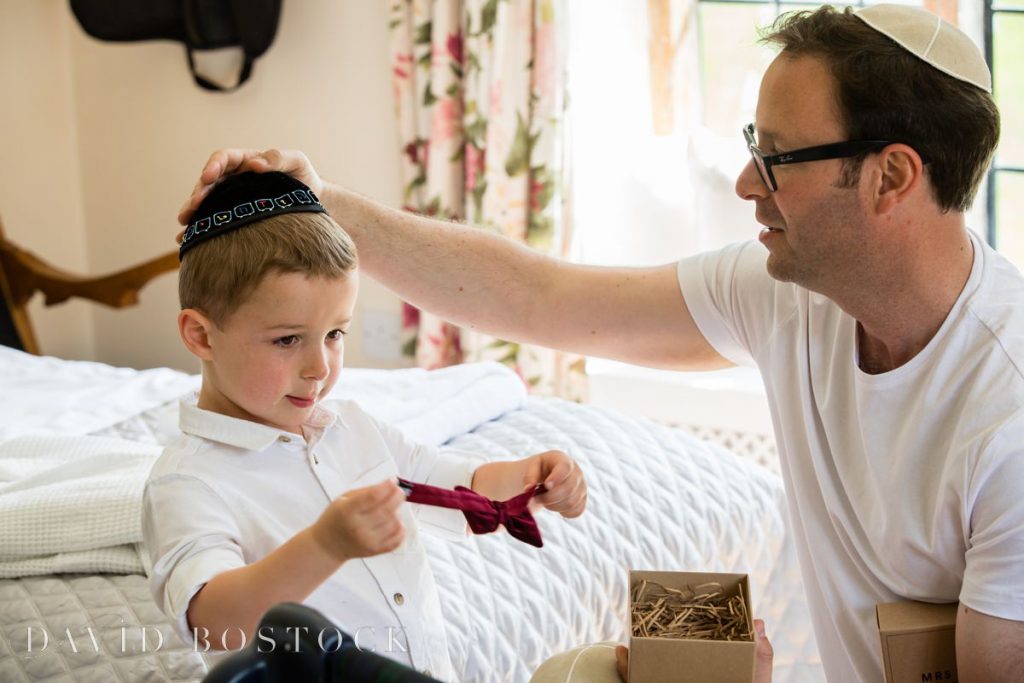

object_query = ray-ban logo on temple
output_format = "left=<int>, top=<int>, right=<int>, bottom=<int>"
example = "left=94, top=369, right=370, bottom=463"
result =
left=742, top=122, right=900, bottom=192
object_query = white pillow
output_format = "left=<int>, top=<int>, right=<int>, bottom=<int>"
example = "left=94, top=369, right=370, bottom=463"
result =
left=0, top=346, right=199, bottom=442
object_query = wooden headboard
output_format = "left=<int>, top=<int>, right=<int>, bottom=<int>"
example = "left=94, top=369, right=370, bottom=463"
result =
left=0, top=217, right=179, bottom=354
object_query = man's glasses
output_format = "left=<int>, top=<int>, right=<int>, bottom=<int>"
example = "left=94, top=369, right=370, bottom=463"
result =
left=743, top=123, right=894, bottom=192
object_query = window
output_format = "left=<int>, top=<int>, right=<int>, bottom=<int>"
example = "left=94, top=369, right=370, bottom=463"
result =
left=566, top=1, right=775, bottom=433
left=986, top=0, right=1024, bottom=267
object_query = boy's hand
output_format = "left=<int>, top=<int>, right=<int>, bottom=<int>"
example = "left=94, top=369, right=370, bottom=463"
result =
left=311, top=480, right=406, bottom=563
left=178, top=148, right=324, bottom=227
left=523, top=450, right=587, bottom=518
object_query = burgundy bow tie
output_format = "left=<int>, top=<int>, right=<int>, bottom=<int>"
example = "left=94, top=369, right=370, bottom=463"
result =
left=397, top=478, right=546, bottom=548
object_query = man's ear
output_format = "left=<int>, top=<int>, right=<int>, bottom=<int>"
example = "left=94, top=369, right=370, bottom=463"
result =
left=874, top=144, right=924, bottom=215
left=178, top=309, right=216, bottom=361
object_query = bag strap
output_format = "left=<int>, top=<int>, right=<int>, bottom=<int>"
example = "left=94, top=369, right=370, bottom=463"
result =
left=183, top=0, right=279, bottom=92
left=232, top=0, right=280, bottom=59
left=185, top=47, right=253, bottom=92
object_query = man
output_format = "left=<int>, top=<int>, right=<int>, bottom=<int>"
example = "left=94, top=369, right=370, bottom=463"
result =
left=180, top=5, right=1023, bottom=681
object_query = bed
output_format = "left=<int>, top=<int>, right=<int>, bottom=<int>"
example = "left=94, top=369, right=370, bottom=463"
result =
left=0, top=226, right=823, bottom=682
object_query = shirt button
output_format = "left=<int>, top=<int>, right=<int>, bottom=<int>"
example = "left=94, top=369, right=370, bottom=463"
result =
left=423, top=670, right=432, bottom=678
left=278, top=435, right=291, bottom=443
left=393, top=592, right=404, bottom=606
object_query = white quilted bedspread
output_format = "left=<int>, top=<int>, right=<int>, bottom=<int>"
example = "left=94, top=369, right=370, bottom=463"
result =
left=432, top=398, right=820, bottom=683
left=0, top=398, right=821, bottom=682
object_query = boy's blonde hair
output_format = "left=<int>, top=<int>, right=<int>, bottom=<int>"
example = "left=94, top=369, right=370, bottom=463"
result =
left=179, top=211, right=357, bottom=327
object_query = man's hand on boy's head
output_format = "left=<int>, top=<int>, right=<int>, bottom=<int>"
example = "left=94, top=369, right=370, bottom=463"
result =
left=311, top=480, right=406, bottom=563
left=524, top=450, right=587, bottom=519
left=177, top=148, right=324, bottom=229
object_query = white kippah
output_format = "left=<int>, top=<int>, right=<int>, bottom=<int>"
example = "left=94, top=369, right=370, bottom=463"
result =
left=854, top=4, right=991, bottom=92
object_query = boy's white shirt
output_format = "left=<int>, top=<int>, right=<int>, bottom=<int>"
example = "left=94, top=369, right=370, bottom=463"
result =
left=142, top=397, right=479, bottom=681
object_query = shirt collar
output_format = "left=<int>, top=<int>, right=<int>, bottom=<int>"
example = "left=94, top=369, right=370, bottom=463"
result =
left=178, top=395, right=340, bottom=452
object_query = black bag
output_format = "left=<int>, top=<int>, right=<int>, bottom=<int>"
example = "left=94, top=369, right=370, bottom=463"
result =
left=68, top=0, right=281, bottom=92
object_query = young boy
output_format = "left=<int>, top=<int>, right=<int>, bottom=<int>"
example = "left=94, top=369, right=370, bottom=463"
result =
left=142, top=172, right=587, bottom=680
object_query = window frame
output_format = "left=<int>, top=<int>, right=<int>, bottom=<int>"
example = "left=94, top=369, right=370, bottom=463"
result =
left=985, top=0, right=1024, bottom=246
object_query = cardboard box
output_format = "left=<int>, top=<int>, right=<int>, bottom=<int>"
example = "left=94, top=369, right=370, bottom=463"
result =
left=628, top=570, right=755, bottom=683
left=877, top=601, right=958, bottom=683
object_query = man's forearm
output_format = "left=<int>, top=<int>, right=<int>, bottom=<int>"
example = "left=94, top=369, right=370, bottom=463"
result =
left=321, top=182, right=554, bottom=342
left=319, top=183, right=723, bottom=369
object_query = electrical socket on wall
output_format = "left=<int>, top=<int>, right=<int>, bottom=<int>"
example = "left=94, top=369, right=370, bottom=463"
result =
left=360, top=309, right=403, bottom=360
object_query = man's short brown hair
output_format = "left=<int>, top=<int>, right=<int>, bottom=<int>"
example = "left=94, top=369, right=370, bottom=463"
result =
left=178, top=211, right=358, bottom=327
left=762, top=5, right=1000, bottom=212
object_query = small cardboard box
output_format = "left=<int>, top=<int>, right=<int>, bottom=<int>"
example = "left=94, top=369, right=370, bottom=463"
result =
left=877, top=601, right=958, bottom=683
left=628, top=570, right=755, bottom=683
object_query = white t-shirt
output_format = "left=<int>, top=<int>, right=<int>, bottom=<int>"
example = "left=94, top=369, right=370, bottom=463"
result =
left=677, top=231, right=1024, bottom=683
left=142, top=397, right=480, bottom=681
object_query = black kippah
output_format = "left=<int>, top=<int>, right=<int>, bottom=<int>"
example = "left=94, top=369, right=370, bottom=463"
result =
left=179, top=171, right=327, bottom=260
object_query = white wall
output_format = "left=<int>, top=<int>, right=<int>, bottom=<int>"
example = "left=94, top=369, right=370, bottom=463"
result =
left=0, top=1, right=94, bottom=361
left=2, top=0, right=408, bottom=371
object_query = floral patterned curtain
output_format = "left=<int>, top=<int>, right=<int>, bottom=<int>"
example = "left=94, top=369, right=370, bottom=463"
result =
left=388, top=0, right=585, bottom=399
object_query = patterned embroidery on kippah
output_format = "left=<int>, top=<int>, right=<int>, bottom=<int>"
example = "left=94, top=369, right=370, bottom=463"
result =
left=234, top=202, right=255, bottom=219
left=181, top=190, right=324, bottom=248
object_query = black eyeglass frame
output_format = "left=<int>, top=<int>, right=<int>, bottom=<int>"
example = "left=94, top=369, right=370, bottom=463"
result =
left=743, top=123, right=896, bottom=192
